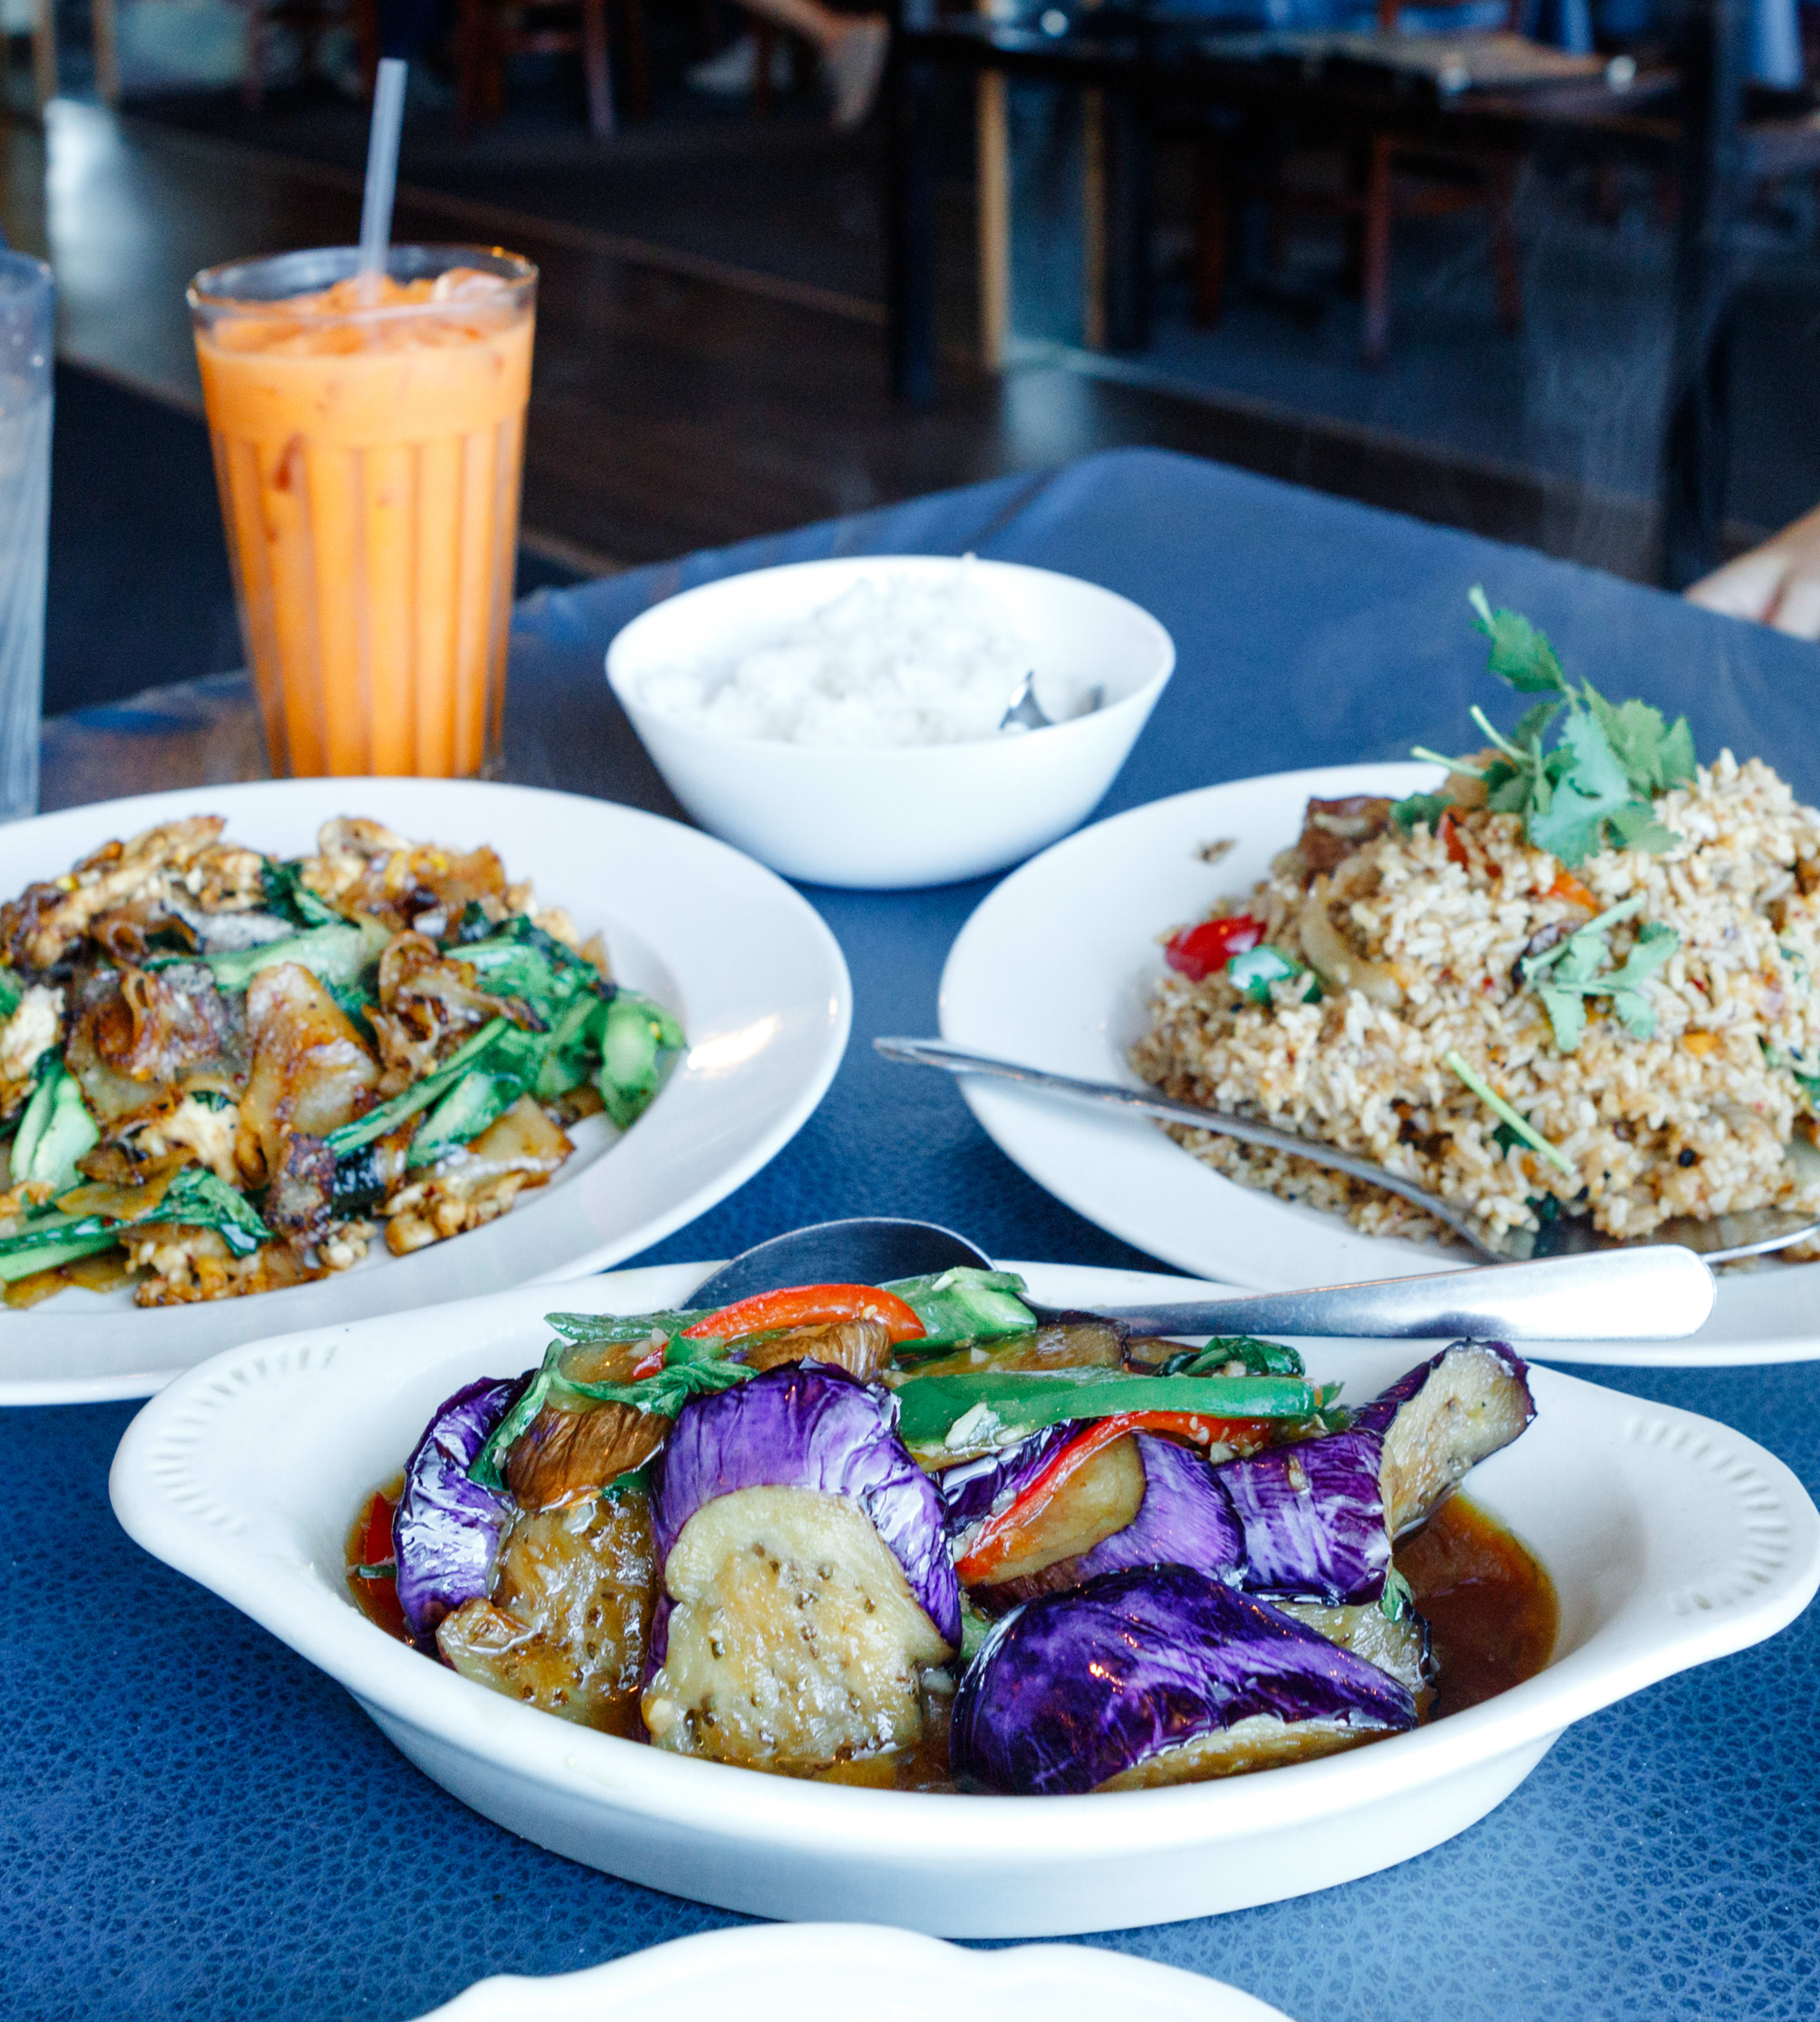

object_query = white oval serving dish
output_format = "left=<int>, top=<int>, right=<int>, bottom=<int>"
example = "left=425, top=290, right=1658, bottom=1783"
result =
left=415, top=1923, right=1296, bottom=2022
left=605, top=557, right=1174, bottom=889
left=0, top=778, right=849, bottom=1404
left=109, top=1259, right=1820, bottom=1936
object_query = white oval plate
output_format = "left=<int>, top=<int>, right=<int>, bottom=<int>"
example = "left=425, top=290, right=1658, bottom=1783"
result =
left=939, top=761, right=1820, bottom=1366
left=416, top=1923, right=1295, bottom=2022
left=0, top=778, right=848, bottom=1404
left=109, top=1259, right=1820, bottom=1938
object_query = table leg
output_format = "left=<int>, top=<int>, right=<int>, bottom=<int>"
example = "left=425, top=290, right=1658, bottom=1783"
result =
left=1100, top=85, right=1151, bottom=353
left=887, top=37, right=939, bottom=406
left=1660, top=0, right=1751, bottom=587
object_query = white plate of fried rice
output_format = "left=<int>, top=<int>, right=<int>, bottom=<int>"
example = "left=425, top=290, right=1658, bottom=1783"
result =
left=940, top=760, right=1820, bottom=1366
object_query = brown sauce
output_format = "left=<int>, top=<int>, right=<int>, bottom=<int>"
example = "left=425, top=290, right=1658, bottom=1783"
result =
left=345, top=1484, right=1555, bottom=1792
left=1396, top=1493, right=1559, bottom=1721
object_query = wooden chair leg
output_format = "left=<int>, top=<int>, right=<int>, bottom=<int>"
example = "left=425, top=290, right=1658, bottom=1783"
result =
left=242, top=3, right=264, bottom=110
left=581, top=0, right=614, bottom=136
left=351, top=0, right=379, bottom=96
left=1362, top=134, right=1393, bottom=362
left=1490, top=158, right=1521, bottom=332
left=455, top=0, right=482, bottom=137
left=1192, top=132, right=1229, bottom=328
left=29, top=0, right=55, bottom=110
left=615, top=0, right=648, bottom=118
left=976, top=70, right=1010, bottom=369
left=753, top=18, right=773, bottom=113
left=90, top=0, right=118, bottom=103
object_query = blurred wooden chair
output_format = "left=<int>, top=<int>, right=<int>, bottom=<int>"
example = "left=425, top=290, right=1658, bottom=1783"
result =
left=1194, top=0, right=1528, bottom=360
left=457, top=0, right=649, bottom=138
left=241, top=0, right=379, bottom=109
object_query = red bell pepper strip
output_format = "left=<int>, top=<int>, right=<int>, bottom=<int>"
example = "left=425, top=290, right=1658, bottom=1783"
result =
left=1438, top=808, right=1471, bottom=870
left=682, top=1283, right=928, bottom=1347
left=953, top=1410, right=1279, bottom=1582
left=353, top=1489, right=408, bottom=1640
left=1165, top=915, right=1266, bottom=982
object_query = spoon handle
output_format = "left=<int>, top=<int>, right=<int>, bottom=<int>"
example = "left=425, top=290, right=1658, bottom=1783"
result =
left=1030, top=1244, right=1714, bottom=1343
left=875, top=1035, right=1506, bottom=1258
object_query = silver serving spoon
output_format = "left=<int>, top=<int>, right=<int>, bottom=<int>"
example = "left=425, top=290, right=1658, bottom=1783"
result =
left=684, top=1213, right=1714, bottom=1342
left=876, top=1035, right=1820, bottom=1267
left=999, top=671, right=1104, bottom=732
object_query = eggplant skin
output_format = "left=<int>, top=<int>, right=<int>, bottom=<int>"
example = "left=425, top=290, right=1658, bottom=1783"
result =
left=1076, top=1433, right=1245, bottom=1586
left=1352, top=1340, right=1535, bottom=1538
left=649, top=1362, right=960, bottom=1650
left=936, top=1424, right=1075, bottom=1539
left=1214, top=1430, right=1392, bottom=1606
left=950, top=1565, right=1417, bottom=1797
left=393, top=1376, right=526, bottom=1638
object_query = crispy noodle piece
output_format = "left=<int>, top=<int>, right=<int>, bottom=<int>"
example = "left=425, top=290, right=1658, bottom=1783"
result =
left=298, top=817, right=511, bottom=934
left=383, top=1097, right=571, bottom=1255
left=366, top=931, right=523, bottom=1094
left=0, top=816, right=264, bottom=973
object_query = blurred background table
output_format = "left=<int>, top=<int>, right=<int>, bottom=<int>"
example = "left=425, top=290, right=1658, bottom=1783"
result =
left=9, top=445, right=1820, bottom=2022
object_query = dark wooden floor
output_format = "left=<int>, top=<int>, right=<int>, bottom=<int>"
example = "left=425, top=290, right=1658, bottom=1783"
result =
left=1, top=98, right=1670, bottom=579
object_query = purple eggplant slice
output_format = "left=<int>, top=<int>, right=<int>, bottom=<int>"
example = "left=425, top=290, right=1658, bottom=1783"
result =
left=393, top=1376, right=526, bottom=1638
left=1215, top=1429, right=1391, bottom=1605
left=641, top=1363, right=961, bottom=1771
left=437, top=1489, right=656, bottom=1737
left=950, top=1564, right=1417, bottom=1796
left=1277, top=1601, right=1433, bottom=1702
left=936, top=1424, right=1076, bottom=1539
left=1351, top=1340, right=1535, bottom=1537
left=1076, top=1433, right=1246, bottom=1585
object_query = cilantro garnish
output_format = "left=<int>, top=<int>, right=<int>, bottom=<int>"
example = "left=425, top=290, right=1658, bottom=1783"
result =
left=1394, top=589, right=1696, bottom=868
left=1443, top=1049, right=1574, bottom=1176
left=1517, top=896, right=1679, bottom=1052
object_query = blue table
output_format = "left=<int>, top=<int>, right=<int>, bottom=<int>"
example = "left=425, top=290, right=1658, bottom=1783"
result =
left=8, top=449, right=1819, bottom=2022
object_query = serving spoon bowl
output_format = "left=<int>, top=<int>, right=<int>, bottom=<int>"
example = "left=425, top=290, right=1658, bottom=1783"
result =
left=875, top=1036, right=1820, bottom=1266
left=685, top=1214, right=1715, bottom=1343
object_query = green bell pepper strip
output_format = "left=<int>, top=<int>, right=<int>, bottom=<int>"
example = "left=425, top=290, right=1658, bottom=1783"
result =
left=891, top=1366, right=1319, bottom=1452
left=881, top=1268, right=1037, bottom=1351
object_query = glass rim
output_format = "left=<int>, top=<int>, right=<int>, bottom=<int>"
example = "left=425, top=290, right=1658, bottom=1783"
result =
left=187, top=243, right=537, bottom=319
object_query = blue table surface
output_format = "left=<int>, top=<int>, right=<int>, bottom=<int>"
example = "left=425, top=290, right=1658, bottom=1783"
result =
left=8, top=449, right=1820, bottom=2022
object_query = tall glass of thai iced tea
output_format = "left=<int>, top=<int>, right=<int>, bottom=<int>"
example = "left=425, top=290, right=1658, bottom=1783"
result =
left=189, top=245, right=537, bottom=778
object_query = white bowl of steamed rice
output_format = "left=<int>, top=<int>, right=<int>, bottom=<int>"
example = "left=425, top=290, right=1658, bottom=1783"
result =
left=604, top=556, right=1174, bottom=888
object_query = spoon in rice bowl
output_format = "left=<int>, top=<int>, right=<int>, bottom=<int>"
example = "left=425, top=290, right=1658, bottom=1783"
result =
left=877, top=1036, right=1820, bottom=1267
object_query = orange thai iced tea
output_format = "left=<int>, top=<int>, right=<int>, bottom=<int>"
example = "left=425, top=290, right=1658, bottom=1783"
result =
left=189, top=246, right=537, bottom=777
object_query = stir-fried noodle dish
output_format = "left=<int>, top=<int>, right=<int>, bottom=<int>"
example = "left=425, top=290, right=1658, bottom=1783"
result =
left=0, top=816, right=682, bottom=1307
left=1137, top=591, right=1820, bottom=1254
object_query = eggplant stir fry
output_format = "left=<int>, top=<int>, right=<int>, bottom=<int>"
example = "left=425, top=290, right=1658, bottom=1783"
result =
left=355, top=1269, right=1552, bottom=1794
left=0, top=815, right=682, bottom=1308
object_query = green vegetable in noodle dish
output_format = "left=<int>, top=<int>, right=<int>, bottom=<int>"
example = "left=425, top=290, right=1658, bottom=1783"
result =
left=0, top=812, right=683, bottom=1310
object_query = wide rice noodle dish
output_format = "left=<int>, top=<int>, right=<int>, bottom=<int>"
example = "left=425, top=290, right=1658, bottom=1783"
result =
left=1134, top=591, right=1820, bottom=1253
left=0, top=814, right=683, bottom=1308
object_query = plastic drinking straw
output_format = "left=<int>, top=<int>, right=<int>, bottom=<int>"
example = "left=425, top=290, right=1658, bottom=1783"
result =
left=357, top=58, right=409, bottom=279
